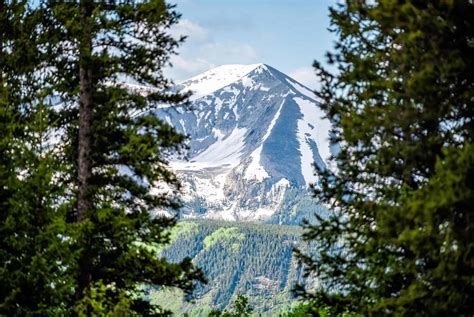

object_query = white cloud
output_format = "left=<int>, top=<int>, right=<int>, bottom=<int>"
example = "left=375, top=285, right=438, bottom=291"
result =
left=168, top=19, right=209, bottom=44
left=168, top=56, right=214, bottom=80
left=165, top=19, right=260, bottom=82
left=289, top=67, right=320, bottom=90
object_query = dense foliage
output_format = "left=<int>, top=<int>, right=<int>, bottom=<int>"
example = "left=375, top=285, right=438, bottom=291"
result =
left=296, top=0, right=474, bottom=315
left=0, top=2, right=76, bottom=314
left=208, top=295, right=253, bottom=317
left=153, top=221, right=310, bottom=316
left=0, top=0, right=204, bottom=315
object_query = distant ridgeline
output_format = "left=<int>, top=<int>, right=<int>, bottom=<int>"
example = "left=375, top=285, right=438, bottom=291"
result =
left=150, top=221, right=318, bottom=316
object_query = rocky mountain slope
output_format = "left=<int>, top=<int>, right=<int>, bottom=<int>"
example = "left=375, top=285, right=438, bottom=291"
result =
left=156, top=64, right=333, bottom=223
left=154, top=63, right=333, bottom=224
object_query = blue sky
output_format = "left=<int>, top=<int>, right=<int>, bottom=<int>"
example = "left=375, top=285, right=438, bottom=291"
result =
left=165, top=0, right=337, bottom=89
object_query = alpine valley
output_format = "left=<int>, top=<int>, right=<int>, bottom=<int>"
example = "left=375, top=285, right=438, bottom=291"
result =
left=150, top=64, right=332, bottom=315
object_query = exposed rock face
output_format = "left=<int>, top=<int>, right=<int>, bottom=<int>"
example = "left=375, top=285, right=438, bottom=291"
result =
left=154, top=63, right=333, bottom=223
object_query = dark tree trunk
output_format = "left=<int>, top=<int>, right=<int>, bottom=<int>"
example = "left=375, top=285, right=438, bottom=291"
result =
left=76, top=0, right=93, bottom=301
left=77, top=0, right=93, bottom=222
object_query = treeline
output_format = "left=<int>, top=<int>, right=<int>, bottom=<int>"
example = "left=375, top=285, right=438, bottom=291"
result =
left=154, top=221, right=311, bottom=316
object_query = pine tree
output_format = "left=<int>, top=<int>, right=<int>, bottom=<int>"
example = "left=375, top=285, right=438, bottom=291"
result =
left=38, top=0, right=205, bottom=314
left=0, top=1, right=75, bottom=314
left=295, top=1, right=474, bottom=315
left=208, top=295, right=253, bottom=317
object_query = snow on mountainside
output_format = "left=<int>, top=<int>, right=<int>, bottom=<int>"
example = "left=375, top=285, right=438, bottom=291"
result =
left=154, top=63, right=332, bottom=224
left=177, top=64, right=264, bottom=100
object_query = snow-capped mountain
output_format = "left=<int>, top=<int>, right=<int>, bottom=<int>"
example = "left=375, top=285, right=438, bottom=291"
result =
left=154, top=63, right=332, bottom=223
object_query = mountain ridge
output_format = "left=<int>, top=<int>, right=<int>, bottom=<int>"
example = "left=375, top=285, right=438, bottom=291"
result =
left=154, top=63, right=331, bottom=223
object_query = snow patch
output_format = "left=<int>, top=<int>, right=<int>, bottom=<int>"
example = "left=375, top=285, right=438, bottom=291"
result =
left=248, top=207, right=274, bottom=220
left=294, top=97, right=332, bottom=184
left=222, top=86, right=240, bottom=95
left=286, top=78, right=317, bottom=101
left=213, top=128, right=225, bottom=140
left=215, top=97, right=223, bottom=113
left=180, top=64, right=263, bottom=100
left=190, top=127, right=247, bottom=168
left=244, top=146, right=269, bottom=181
left=187, top=172, right=227, bottom=204
left=274, top=178, right=290, bottom=188
left=241, top=76, right=255, bottom=89
left=179, top=119, right=187, bottom=135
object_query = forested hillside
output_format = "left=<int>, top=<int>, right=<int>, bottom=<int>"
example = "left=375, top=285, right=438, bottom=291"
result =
left=1, top=1, right=471, bottom=315
left=150, top=221, right=316, bottom=316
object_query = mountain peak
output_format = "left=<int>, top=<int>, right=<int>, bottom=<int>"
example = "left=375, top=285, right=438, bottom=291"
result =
left=155, top=63, right=332, bottom=222
left=179, top=63, right=268, bottom=100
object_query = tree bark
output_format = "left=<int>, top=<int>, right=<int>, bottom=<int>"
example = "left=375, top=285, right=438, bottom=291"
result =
left=76, top=0, right=93, bottom=300
left=77, top=0, right=93, bottom=223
